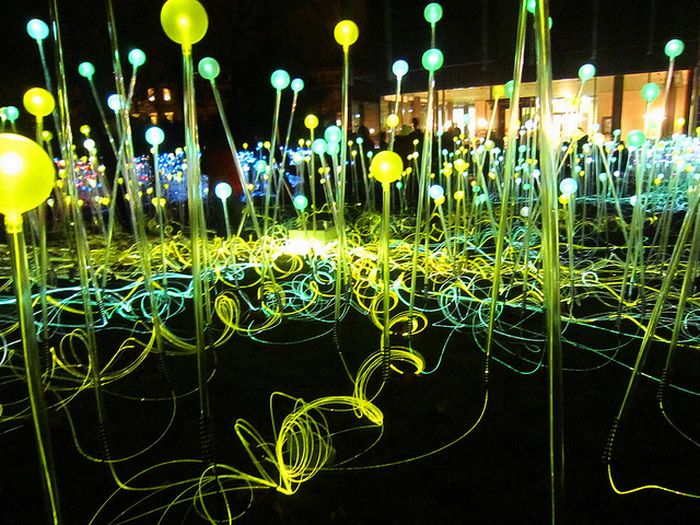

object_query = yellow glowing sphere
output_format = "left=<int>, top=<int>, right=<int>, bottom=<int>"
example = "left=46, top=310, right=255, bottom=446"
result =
left=385, top=113, right=400, bottom=129
left=80, top=125, right=91, bottom=136
left=0, top=134, right=55, bottom=224
left=161, top=0, right=209, bottom=48
left=23, top=87, right=55, bottom=118
left=334, top=20, right=359, bottom=48
left=370, top=150, right=403, bottom=185
left=304, top=114, right=319, bottom=130
left=492, top=84, right=506, bottom=98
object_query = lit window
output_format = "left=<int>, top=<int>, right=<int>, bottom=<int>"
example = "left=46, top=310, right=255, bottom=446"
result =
left=165, top=111, right=174, bottom=123
left=149, top=113, right=158, bottom=125
left=163, top=88, right=172, bottom=102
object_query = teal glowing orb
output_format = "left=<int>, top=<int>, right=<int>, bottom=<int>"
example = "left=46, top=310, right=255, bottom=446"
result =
left=198, top=57, right=220, bottom=80
left=145, top=126, right=165, bottom=147
left=505, top=80, right=514, bottom=99
left=392, top=59, right=409, bottom=78
left=664, top=39, right=684, bottom=59
left=293, top=194, right=308, bottom=211
left=324, top=126, right=342, bottom=144
left=428, top=184, right=444, bottom=200
left=640, top=82, right=660, bottom=103
left=4, top=106, right=19, bottom=123
left=327, top=141, right=340, bottom=156
left=26, top=19, right=49, bottom=41
left=270, top=69, right=290, bottom=91
left=312, top=138, right=328, bottom=155
left=626, top=130, right=645, bottom=148
left=215, top=182, right=232, bottom=200
left=78, top=61, right=95, bottom=80
left=559, top=177, right=578, bottom=196
left=526, top=0, right=536, bottom=14
left=421, top=48, right=444, bottom=72
left=423, top=3, right=443, bottom=24
left=578, top=63, right=596, bottom=82
left=291, top=78, right=304, bottom=93
left=128, top=48, right=146, bottom=68
left=107, top=94, right=120, bottom=112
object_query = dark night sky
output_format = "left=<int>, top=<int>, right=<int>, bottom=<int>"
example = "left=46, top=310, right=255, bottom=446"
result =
left=0, top=0, right=698, bottom=144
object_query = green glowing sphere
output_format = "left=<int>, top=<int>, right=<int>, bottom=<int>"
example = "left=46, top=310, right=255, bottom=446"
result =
left=664, top=39, right=684, bottom=59
left=23, top=88, right=55, bottom=118
left=422, top=48, right=444, bottom=72
left=324, top=126, right=342, bottom=144
left=107, top=94, right=121, bottom=112
left=327, top=141, right=340, bottom=156
left=291, top=78, right=305, bottom=93
left=304, top=114, right=319, bottom=130
left=526, top=0, right=537, bottom=14
left=160, top=0, right=209, bottom=48
left=424, top=3, right=443, bottom=24
left=128, top=48, right=146, bottom=68
left=312, top=138, right=327, bottom=155
left=334, top=20, right=359, bottom=47
left=559, top=177, right=578, bottom=196
left=392, top=59, right=409, bottom=78
left=215, top=182, right=232, bottom=200
left=78, top=61, right=95, bottom=79
left=578, top=63, right=596, bottom=82
left=428, top=184, right=444, bottom=200
left=370, top=150, right=403, bottom=184
left=293, top=194, right=308, bottom=211
left=626, top=130, right=645, bottom=148
left=270, top=69, right=290, bottom=91
left=504, top=80, right=514, bottom=99
left=0, top=133, right=55, bottom=222
left=4, top=106, right=19, bottom=123
left=26, top=19, right=49, bottom=41
left=198, top=57, right=220, bottom=80
left=640, top=82, right=660, bottom=103
left=145, top=126, right=165, bottom=147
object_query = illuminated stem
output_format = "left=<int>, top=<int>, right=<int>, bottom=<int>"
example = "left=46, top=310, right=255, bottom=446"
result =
left=87, top=77, right=118, bottom=157
left=7, top=217, right=61, bottom=525
left=381, top=182, right=392, bottom=381
left=264, top=89, right=282, bottom=235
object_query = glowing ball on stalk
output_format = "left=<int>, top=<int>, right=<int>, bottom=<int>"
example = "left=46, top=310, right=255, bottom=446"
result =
left=293, top=194, right=309, bottom=211
left=504, top=80, right=514, bottom=99
left=428, top=184, right=445, bottom=200
left=640, top=83, right=660, bottom=103
left=526, top=0, right=537, bottom=13
left=270, top=69, right=290, bottom=91
left=664, top=39, right=684, bottom=59
left=324, top=126, right=342, bottom=144
left=333, top=20, right=359, bottom=48
left=423, top=3, right=443, bottom=25
left=559, top=177, right=578, bottom=196
left=78, top=61, right=95, bottom=80
left=128, top=48, right=146, bottom=68
left=0, top=133, right=55, bottom=225
left=578, top=63, right=596, bottom=82
left=392, top=59, right=409, bottom=79
left=26, top=18, right=49, bottom=41
left=370, top=150, right=403, bottom=185
left=626, top=130, right=645, bottom=149
left=312, top=138, right=327, bottom=155
left=304, top=114, right=319, bottom=130
left=23, top=88, right=55, bottom=118
left=386, top=114, right=400, bottom=129
left=4, top=106, right=19, bottom=124
left=291, top=78, right=304, bottom=93
left=215, top=182, right=232, bottom=201
left=80, top=125, right=91, bottom=136
left=145, top=126, right=165, bottom=147
left=160, top=0, right=209, bottom=48
left=198, top=57, right=220, bottom=80
left=107, top=94, right=120, bottom=113
left=327, top=141, right=340, bottom=156
left=422, top=48, right=444, bottom=72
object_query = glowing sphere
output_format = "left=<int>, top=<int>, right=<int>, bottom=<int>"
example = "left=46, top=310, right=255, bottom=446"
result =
left=270, top=69, right=290, bottom=90
left=334, top=20, right=359, bottom=48
left=626, top=130, right=645, bottom=148
left=422, top=48, right=444, bottom=72
left=41, top=130, right=53, bottom=142
left=145, top=126, right=165, bottom=147
left=23, top=88, right=55, bottom=118
left=578, top=63, right=596, bottom=82
left=160, top=0, right=209, bottom=48
left=128, top=48, right=146, bottom=68
left=293, top=194, right=308, bottom=211
left=664, top=39, right=684, bottom=59
left=526, top=0, right=537, bottom=14
left=327, top=141, right=340, bottom=156
left=254, top=160, right=267, bottom=174
left=520, top=206, right=530, bottom=217
left=0, top=133, right=55, bottom=221
left=78, top=61, right=95, bottom=79
left=423, top=3, right=443, bottom=24
left=592, top=132, right=605, bottom=146
left=84, top=139, right=95, bottom=151
left=312, top=138, right=328, bottom=155
left=198, top=57, right=220, bottom=80
left=640, top=82, right=660, bottom=103
left=370, top=150, right=403, bottom=185
left=107, top=94, right=120, bottom=112
left=504, top=80, right=515, bottom=98
left=304, top=114, right=319, bottom=130
left=559, top=177, right=578, bottom=196
left=80, top=125, right=91, bottom=136
left=215, top=182, right=232, bottom=200
left=4, top=106, right=19, bottom=123
left=428, top=184, right=445, bottom=200
left=324, top=126, right=342, bottom=144
left=291, top=78, right=304, bottom=93
left=392, top=59, right=409, bottom=78
left=386, top=114, right=400, bottom=129
left=492, top=84, right=505, bottom=98
left=26, top=19, right=49, bottom=41
left=356, top=137, right=364, bottom=145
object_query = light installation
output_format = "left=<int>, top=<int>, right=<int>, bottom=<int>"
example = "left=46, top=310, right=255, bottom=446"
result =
left=0, top=0, right=698, bottom=523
